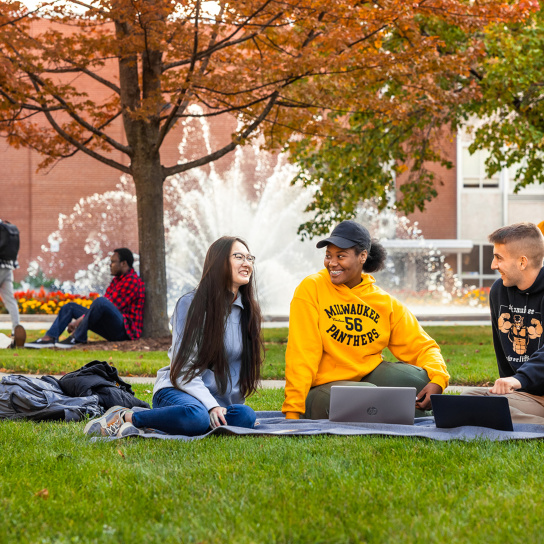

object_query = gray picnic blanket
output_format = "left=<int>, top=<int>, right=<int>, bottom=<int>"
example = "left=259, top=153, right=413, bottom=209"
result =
left=98, top=410, right=544, bottom=442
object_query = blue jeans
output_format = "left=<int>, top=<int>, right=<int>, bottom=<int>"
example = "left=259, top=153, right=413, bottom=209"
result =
left=46, top=297, right=129, bottom=342
left=132, top=387, right=256, bottom=436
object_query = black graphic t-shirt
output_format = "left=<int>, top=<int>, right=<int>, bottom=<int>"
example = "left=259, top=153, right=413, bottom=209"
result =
left=490, top=267, right=544, bottom=394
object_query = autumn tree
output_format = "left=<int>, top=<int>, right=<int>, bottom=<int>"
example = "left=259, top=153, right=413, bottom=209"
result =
left=288, top=4, right=537, bottom=237
left=458, top=3, right=544, bottom=191
left=0, top=0, right=533, bottom=335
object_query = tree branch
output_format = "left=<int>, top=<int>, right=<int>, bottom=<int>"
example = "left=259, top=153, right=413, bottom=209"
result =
left=39, top=108, right=130, bottom=173
left=50, top=110, right=124, bottom=159
left=44, top=63, right=121, bottom=94
left=3, top=42, right=128, bottom=153
left=64, top=0, right=108, bottom=16
left=0, top=88, right=65, bottom=113
left=25, top=71, right=130, bottom=155
left=162, top=5, right=283, bottom=71
left=163, top=90, right=278, bottom=177
left=25, top=73, right=131, bottom=173
left=154, top=0, right=203, bottom=150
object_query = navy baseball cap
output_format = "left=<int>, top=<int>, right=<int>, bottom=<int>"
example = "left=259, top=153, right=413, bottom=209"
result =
left=316, top=220, right=372, bottom=250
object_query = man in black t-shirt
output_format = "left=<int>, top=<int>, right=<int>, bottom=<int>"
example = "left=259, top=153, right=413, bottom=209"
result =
left=466, top=222, right=544, bottom=424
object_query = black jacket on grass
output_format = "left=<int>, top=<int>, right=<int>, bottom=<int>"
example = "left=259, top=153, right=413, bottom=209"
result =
left=0, top=374, right=101, bottom=421
left=58, top=360, right=150, bottom=410
left=490, top=267, right=544, bottom=394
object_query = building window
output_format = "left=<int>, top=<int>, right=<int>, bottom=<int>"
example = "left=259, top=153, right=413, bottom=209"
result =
left=460, top=243, right=498, bottom=288
left=461, top=147, right=500, bottom=189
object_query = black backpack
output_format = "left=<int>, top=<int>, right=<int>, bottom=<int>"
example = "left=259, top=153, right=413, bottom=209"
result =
left=0, top=221, right=20, bottom=261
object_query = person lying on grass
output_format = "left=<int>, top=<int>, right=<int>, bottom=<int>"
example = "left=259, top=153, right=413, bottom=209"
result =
left=465, top=222, right=544, bottom=424
left=282, top=220, right=450, bottom=420
left=84, top=236, right=264, bottom=438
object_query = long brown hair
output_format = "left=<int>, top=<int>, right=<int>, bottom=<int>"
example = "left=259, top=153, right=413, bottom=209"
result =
left=169, top=236, right=263, bottom=398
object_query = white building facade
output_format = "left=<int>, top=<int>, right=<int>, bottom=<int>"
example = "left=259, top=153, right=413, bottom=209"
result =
left=456, top=128, right=544, bottom=288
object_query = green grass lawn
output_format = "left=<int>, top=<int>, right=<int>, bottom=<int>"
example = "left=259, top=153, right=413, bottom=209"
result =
left=1, top=385, right=543, bottom=543
left=0, top=347, right=167, bottom=376
left=1, top=325, right=498, bottom=385
left=0, top=331, right=538, bottom=543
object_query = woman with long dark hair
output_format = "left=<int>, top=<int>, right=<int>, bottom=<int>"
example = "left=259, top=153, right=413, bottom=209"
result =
left=282, top=220, right=450, bottom=420
left=84, top=236, right=264, bottom=437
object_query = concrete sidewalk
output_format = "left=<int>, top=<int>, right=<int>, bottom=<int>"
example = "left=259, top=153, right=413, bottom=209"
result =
left=0, top=317, right=294, bottom=331
left=113, top=377, right=486, bottom=394
left=3, top=315, right=489, bottom=393
left=0, top=315, right=55, bottom=331
left=13, top=373, right=484, bottom=393
left=1, top=313, right=491, bottom=330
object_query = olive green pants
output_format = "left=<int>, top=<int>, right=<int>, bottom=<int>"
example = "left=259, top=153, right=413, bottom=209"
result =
left=302, top=361, right=431, bottom=420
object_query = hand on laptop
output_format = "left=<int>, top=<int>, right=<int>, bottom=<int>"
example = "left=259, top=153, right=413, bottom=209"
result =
left=489, top=377, right=522, bottom=395
left=415, top=382, right=443, bottom=410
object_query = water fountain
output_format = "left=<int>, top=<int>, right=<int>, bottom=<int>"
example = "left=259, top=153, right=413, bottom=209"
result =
left=30, top=110, right=483, bottom=319
left=32, top=112, right=326, bottom=316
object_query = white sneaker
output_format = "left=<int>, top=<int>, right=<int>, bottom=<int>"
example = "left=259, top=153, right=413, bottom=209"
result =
left=0, top=333, right=11, bottom=349
left=117, top=421, right=143, bottom=438
left=84, top=406, right=134, bottom=437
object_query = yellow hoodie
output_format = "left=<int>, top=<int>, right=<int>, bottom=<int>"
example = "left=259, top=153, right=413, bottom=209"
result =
left=282, top=269, right=449, bottom=419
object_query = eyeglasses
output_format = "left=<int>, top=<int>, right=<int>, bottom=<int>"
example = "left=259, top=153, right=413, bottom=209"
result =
left=232, top=252, right=256, bottom=264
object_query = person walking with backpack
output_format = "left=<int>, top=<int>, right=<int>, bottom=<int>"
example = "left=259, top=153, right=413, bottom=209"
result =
left=0, top=219, right=25, bottom=348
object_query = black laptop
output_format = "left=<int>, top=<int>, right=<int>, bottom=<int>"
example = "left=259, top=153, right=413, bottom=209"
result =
left=430, top=395, right=514, bottom=432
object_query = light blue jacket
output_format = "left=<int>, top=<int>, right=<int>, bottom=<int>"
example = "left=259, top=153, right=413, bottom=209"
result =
left=153, top=291, right=245, bottom=410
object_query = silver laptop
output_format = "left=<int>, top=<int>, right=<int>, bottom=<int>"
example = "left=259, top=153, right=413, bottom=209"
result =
left=329, top=386, right=417, bottom=425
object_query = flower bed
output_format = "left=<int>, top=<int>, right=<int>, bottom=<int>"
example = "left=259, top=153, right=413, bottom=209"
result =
left=459, top=286, right=491, bottom=307
left=388, top=286, right=490, bottom=308
left=0, top=288, right=100, bottom=315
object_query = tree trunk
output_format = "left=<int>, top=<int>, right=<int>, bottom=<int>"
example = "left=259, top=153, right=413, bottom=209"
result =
left=115, top=15, right=169, bottom=338
left=132, top=158, right=170, bottom=337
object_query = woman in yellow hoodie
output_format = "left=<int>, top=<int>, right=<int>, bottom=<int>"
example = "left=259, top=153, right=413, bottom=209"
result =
left=282, top=220, right=450, bottom=420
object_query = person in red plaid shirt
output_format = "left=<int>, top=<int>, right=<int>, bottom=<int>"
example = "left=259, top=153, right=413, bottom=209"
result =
left=26, top=248, right=145, bottom=349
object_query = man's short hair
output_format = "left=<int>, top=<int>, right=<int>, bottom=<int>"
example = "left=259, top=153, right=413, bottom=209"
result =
left=114, top=247, right=134, bottom=268
left=488, top=223, right=544, bottom=268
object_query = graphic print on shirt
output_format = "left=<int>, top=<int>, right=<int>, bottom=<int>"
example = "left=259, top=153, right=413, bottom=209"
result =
left=498, top=305, right=543, bottom=363
left=324, top=302, right=381, bottom=346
